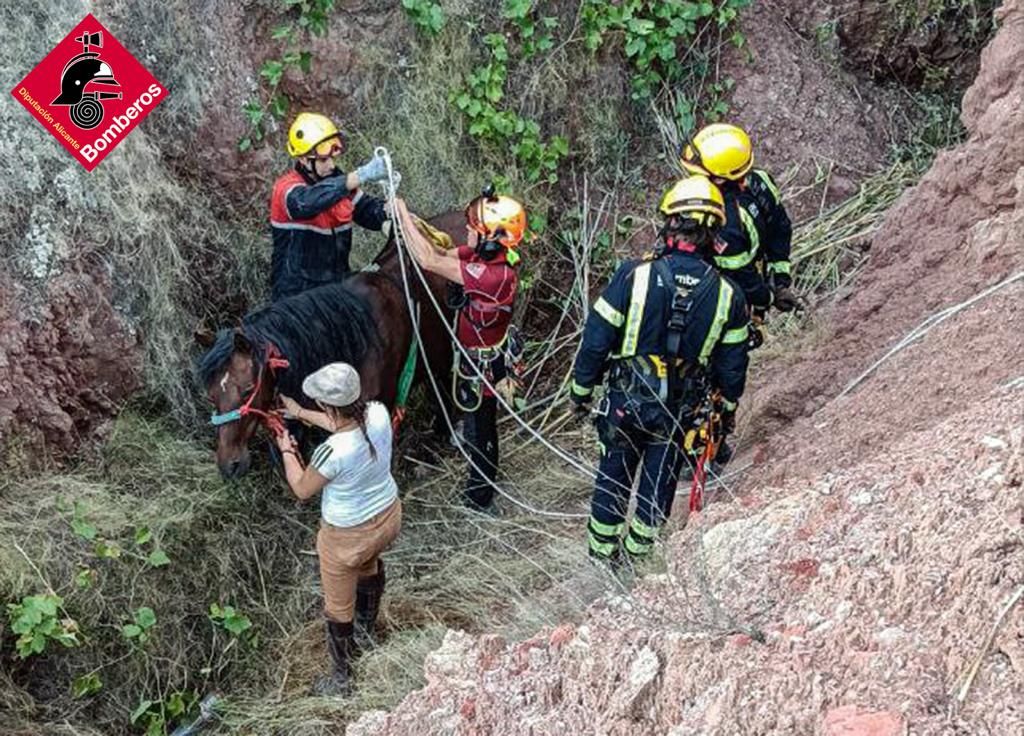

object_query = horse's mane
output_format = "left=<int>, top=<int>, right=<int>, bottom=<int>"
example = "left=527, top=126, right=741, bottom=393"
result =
left=196, top=283, right=378, bottom=400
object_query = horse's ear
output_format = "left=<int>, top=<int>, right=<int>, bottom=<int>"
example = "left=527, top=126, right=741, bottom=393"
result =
left=233, top=331, right=252, bottom=355
left=194, top=325, right=216, bottom=348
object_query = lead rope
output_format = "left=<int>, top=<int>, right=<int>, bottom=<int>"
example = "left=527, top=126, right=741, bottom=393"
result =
left=375, top=147, right=599, bottom=519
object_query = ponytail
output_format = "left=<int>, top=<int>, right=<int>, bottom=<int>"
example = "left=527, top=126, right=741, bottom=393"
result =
left=333, top=399, right=378, bottom=461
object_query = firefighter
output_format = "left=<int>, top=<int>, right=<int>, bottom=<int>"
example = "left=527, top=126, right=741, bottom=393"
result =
left=391, top=189, right=526, bottom=513
left=570, top=176, right=750, bottom=564
left=269, top=112, right=393, bottom=301
left=680, top=123, right=798, bottom=339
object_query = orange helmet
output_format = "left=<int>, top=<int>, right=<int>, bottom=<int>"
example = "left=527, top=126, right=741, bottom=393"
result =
left=466, top=190, right=527, bottom=249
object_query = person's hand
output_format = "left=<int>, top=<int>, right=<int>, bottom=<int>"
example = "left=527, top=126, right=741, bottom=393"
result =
left=773, top=286, right=800, bottom=312
left=720, top=408, right=736, bottom=436
left=355, top=154, right=388, bottom=185
left=275, top=431, right=298, bottom=455
left=279, top=395, right=302, bottom=419
left=569, top=391, right=591, bottom=422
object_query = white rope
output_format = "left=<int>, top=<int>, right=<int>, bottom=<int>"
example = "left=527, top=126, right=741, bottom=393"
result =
left=838, top=271, right=1024, bottom=399
left=375, top=147, right=591, bottom=519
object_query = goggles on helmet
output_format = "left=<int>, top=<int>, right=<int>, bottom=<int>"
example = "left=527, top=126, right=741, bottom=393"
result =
left=312, top=136, right=344, bottom=160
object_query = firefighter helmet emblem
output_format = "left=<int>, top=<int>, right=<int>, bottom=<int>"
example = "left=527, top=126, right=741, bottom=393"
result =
left=51, top=31, right=122, bottom=130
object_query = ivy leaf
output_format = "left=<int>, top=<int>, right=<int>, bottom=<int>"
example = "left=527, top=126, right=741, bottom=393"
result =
left=223, top=614, right=253, bottom=636
left=270, top=24, right=293, bottom=41
left=75, top=568, right=96, bottom=589
left=71, top=672, right=103, bottom=698
left=134, top=526, right=152, bottom=546
left=94, top=540, right=121, bottom=559
left=259, top=60, right=285, bottom=87
left=135, top=607, right=157, bottom=629
left=121, top=623, right=142, bottom=639
left=298, top=51, right=313, bottom=74
left=147, top=548, right=170, bottom=568
left=71, top=517, right=97, bottom=541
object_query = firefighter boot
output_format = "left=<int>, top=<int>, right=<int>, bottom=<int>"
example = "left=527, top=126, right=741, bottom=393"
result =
left=354, top=561, right=386, bottom=652
left=313, top=620, right=354, bottom=696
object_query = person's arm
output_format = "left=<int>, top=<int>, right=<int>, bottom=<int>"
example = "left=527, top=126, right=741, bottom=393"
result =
left=274, top=432, right=330, bottom=500
left=571, top=262, right=633, bottom=399
left=709, top=289, right=751, bottom=411
left=285, top=175, right=353, bottom=220
left=352, top=190, right=389, bottom=231
left=393, top=198, right=465, bottom=283
left=280, top=395, right=335, bottom=433
left=753, top=171, right=793, bottom=289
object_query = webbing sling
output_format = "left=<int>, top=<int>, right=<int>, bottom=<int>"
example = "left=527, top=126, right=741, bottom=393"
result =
left=652, top=258, right=716, bottom=400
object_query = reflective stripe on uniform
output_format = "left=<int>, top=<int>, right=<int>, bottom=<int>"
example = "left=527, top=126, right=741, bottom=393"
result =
left=588, top=517, right=623, bottom=558
left=588, top=517, right=624, bottom=538
left=620, top=263, right=651, bottom=357
left=270, top=220, right=353, bottom=235
left=722, top=325, right=749, bottom=345
left=698, top=281, right=734, bottom=366
left=593, top=296, right=625, bottom=328
left=714, top=207, right=760, bottom=271
left=755, top=169, right=781, bottom=202
left=571, top=380, right=593, bottom=397
left=624, top=518, right=657, bottom=556
left=767, top=260, right=791, bottom=275
left=722, top=398, right=738, bottom=411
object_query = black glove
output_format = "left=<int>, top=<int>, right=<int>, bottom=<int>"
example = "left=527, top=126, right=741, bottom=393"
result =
left=720, top=408, right=736, bottom=436
left=773, top=286, right=799, bottom=313
left=570, top=391, right=591, bottom=422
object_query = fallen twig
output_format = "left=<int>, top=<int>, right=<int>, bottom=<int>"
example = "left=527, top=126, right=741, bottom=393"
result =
left=955, top=584, right=1024, bottom=707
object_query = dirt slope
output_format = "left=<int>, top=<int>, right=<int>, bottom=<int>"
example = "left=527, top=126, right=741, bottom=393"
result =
left=346, top=3, right=1024, bottom=734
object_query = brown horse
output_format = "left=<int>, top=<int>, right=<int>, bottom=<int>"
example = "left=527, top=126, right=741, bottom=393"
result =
left=196, top=211, right=463, bottom=479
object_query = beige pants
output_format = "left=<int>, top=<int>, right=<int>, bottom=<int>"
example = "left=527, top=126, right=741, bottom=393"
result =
left=317, top=500, right=402, bottom=623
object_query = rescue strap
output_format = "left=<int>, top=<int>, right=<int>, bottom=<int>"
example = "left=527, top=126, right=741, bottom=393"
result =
left=652, top=257, right=715, bottom=399
left=392, top=304, right=421, bottom=432
left=685, top=395, right=722, bottom=513
left=210, top=343, right=290, bottom=437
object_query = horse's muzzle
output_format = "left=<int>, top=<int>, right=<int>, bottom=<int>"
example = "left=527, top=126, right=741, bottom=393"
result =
left=218, top=452, right=251, bottom=480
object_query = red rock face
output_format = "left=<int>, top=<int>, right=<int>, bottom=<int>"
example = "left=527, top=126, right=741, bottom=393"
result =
left=345, top=3, right=1024, bottom=734
left=0, top=267, right=140, bottom=463
left=823, top=706, right=906, bottom=736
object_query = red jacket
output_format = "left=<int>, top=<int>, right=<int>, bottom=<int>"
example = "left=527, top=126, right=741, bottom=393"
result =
left=456, top=246, right=518, bottom=349
left=268, top=167, right=388, bottom=301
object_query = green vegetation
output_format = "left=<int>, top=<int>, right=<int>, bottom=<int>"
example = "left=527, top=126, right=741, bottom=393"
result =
left=240, top=0, right=339, bottom=151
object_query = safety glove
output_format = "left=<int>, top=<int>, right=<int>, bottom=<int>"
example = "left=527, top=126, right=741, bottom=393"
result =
left=772, top=285, right=800, bottom=312
left=720, top=408, right=737, bottom=436
left=569, top=390, right=592, bottom=422
left=355, top=154, right=388, bottom=185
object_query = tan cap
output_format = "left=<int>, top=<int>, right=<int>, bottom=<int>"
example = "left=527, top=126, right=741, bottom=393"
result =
left=301, top=362, right=361, bottom=407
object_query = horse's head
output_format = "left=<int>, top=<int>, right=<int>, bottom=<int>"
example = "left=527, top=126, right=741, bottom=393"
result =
left=195, top=328, right=276, bottom=480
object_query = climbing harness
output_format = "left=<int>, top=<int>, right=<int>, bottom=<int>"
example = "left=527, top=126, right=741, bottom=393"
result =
left=209, top=343, right=290, bottom=437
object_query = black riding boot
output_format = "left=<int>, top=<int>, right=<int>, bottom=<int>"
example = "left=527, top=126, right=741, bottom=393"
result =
left=354, top=561, right=386, bottom=652
left=313, top=620, right=354, bottom=696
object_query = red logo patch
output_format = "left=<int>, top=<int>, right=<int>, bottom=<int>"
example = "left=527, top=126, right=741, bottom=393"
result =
left=11, top=14, right=167, bottom=171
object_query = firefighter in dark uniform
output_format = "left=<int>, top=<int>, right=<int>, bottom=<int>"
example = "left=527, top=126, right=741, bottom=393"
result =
left=680, top=123, right=799, bottom=340
left=570, top=176, right=750, bottom=563
left=392, top=191, right=527, bottom=513
left=269, top=112, right=393, bottom=301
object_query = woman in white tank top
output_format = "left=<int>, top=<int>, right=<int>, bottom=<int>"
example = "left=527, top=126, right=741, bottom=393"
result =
left=276, top=362, right=402, bottom=696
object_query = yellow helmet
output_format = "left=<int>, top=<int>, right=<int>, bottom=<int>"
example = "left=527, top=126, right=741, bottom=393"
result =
left=680, top=123, right=753, bottom=181
left=659, top=176, right=726, bottom=228
left=286, top=112, right=342, bottom=158
left=466, top=193, right=528, bottom=248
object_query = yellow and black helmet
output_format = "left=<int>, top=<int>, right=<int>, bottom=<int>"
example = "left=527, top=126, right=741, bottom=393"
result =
left=680, top=123, right=753, bottom=181
left=286, top=112, right=343, bottom=158
left=659, top=176, right=726, bottom=228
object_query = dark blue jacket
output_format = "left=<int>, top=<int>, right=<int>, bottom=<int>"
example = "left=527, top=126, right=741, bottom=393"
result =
left=716, top=169, right=793, bottom=302
left=572, top=248, right=750, bottom=409
left=269, top=167, right=389, bottom=301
